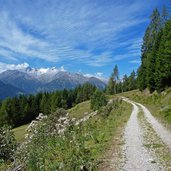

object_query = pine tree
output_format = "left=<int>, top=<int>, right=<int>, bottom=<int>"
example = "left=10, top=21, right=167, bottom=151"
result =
left=128, top=70, right=137, bottom=90
left=155, top=19, right=171, bottom=91
left=161, top=5, right=168, bottom=26
left=107, top=65, right=119, bottom=94
left=122, top=74, right=129, bottom=92
left=113, top=65, right=119, bottom=93
left=40, top=93, right=49, bottom=114
left=138, top=9, right=161, bottom=91
left=106, top=76, right=115, bottom=95
left=0, top=101, right=8, bottom=126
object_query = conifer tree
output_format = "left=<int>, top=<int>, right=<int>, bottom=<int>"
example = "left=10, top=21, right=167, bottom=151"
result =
left=155, top=19, right=171, bottom=91
left=138, top=9, right=161, bottom=91
left=107, top=65, right=119, bottom=95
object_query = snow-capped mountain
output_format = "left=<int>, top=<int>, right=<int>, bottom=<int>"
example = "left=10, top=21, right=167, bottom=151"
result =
left=0, top=67, right=106, bottom=96
left=19, top=66, right=62, bottom=83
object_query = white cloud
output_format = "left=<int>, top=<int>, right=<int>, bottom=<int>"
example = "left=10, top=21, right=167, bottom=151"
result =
left=96, top=72, right=103, bottom=77
left=0, top=62, right=29, bottom=73
left=129, top=60, right=141, bottom=64
left=0, top=0, right=152, bottom=66
left=0, top=12, right=59, bottom=62
left=0, top=62, right=66, bottom=74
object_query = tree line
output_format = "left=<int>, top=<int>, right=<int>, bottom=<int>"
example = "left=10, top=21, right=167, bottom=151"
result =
left=0, top=83, right=96, bottom=128
left=137, top=6, right=171, bottom=92
left=106, top=65, right=137, bottom=95
left=108, top=5, right=171, bottom=94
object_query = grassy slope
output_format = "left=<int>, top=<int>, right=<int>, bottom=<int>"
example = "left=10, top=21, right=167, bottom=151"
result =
left=10, top=98, right=132, bottom=170
left=12, top=101, right=92, bottom=143
left=9, top=98, right=132, bottom=170
left=119, top=88, right=171, bottom=126
left=12, top=124, right=29, bottom=143
left=68, top=98, right=132, bottom=159
left=68, top=100, right=92, bottom=119
left=1, top=124, right=29, bottom=170
left=27, top=100, right=132, bottom=170
left=88, top=101, right=132, bottom=161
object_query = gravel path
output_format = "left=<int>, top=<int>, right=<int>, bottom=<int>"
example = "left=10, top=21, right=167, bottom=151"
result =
left=99, top=97, right=171, bottom=170
left=122, top=98, right=161, bottom=171
left=135, top=102, right=171, bottom=150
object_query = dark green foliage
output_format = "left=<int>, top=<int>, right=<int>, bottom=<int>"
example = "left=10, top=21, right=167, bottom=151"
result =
left=155, top=19, right=171, bottom=91
left=98, top=98, right=121, bottom=118
left=137, top=6, right=171, bottom=92
left=106, top=65, right=119, bottom=95
left=0, top=83, right=97, bottom=128
left=138, top=9, right=161, bottom=92
left=106, top=76, right=115, bottom=95
left=128, top=71, right=137, bottom=91
left=90, top=89, right=107, bottom=111
left=106, top=66, right=137, bottom=95
left=0, top=126, right=17, bottom=161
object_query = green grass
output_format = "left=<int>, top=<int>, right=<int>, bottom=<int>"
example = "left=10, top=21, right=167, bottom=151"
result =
left=68, top=100, right=92, bottom=119
left=12, top=124, right=29, bottom=143
left=12, top=101, right=92, bottom=143
left=82, top=100, right=132, bottom=161
left=144, top=143, right=163, bottom=149
left=12, top=99, right=132, bottom=170
left=9, top=98, right=133, bottom=170
left=12, top=101, right=92, bottom=144
left=119, top=88, right=171, bottom=126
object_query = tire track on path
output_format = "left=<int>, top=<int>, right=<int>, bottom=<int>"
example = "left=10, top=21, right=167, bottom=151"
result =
left=135, top=101, right=171, bottom=151
left=122, top=98, right=161, bottom=171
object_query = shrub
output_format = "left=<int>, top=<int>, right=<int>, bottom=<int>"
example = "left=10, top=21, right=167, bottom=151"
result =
left=98, top=98, right=121, bottom=118
left=16, top=108, right=97, bottom=170
left=90, top=89, right=107, bottom=111
left=0, top=125, right=17, bottom=161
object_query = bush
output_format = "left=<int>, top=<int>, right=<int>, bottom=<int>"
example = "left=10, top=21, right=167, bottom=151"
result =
left=16, top=108, right=97, bottom=170
left=90, top=89, right=107, bottom=111
left=98, top=98, right=121, bottom=118
left=0, top=125, right=17, bottom=161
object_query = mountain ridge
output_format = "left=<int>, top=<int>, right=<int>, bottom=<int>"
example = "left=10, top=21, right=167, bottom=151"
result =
left=0, top=80, right=24, bottom=99
left=0, top=68, right=106, bottom=98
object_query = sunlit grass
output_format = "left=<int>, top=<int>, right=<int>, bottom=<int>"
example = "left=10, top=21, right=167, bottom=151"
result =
left=12, top=124, right=29, bottom=143
left=119, top=88, right=171, bottom=126
left=68, top=100, right=92, bottom=119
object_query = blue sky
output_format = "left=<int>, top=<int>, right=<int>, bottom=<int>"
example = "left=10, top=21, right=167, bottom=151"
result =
left=0, top=0, right=169, bottom=78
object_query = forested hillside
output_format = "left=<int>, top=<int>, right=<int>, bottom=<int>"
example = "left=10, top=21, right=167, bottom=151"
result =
left=0, top=83, right=96, bottom=128
left=137, top=7, right=171, bottom=92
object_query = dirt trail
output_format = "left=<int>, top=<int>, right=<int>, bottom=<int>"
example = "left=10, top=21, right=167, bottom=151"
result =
left=122, top=99, right=161, bottom=171
left=135, top=101, right=171, bottom=150
left=102, top=98, right=171, bottom=171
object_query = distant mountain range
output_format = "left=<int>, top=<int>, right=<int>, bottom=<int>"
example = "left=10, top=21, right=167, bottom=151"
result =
left=0, top=80, right=23, bottom=99
left=0, top=67, right=107, bottom=99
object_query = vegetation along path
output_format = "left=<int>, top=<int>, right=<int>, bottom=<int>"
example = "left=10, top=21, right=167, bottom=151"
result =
left=107, top=97, right=171, bottom=171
